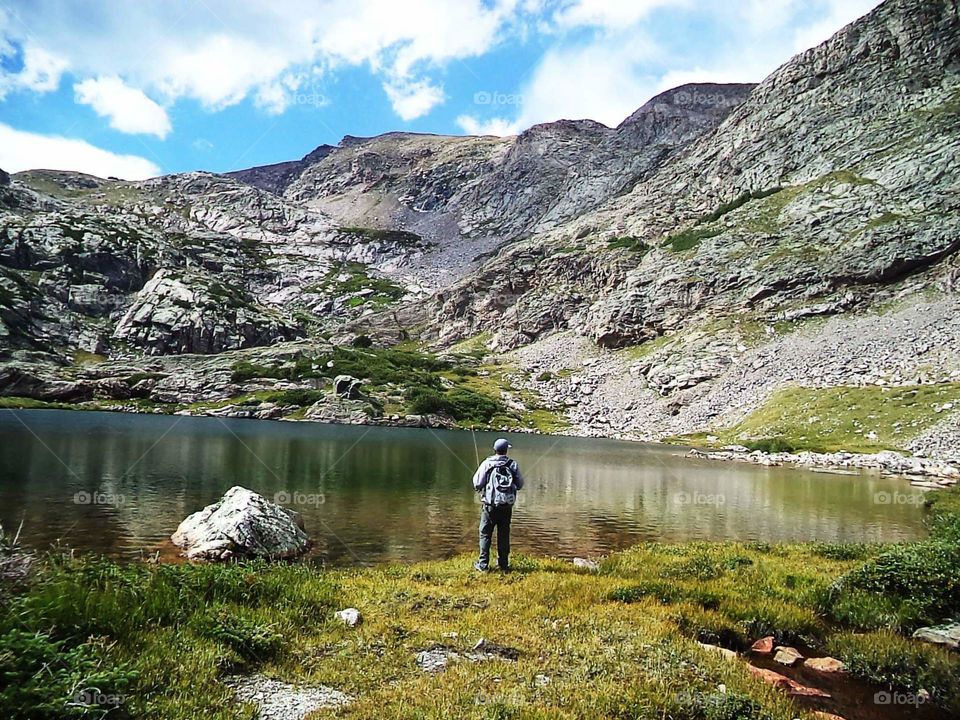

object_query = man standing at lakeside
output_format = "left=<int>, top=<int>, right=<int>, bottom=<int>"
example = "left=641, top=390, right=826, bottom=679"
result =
left=472, top=438, right=524, bottom=572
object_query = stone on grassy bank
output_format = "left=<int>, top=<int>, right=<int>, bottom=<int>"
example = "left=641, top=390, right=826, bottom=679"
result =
left=226, top=675, right=351, bottom=719
left=171, top=486, right=309, bottom=560
left=913, top=621, right=960, bottom=651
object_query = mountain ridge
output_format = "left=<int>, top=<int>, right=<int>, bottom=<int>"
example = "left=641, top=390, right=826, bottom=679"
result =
left=1, top=0, right=958, bottom=462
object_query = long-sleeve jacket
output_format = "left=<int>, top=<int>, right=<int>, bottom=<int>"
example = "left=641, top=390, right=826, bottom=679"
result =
left=472, top=454, right=524, bottom=505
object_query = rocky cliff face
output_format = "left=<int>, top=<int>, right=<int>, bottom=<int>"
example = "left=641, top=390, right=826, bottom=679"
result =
left=416, top=0, right=960, bottom=351
left=1, top=0, right=958, bottom=459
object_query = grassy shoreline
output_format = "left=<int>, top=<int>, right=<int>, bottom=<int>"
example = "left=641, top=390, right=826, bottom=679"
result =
left=1, top=488, right=958, bottom=719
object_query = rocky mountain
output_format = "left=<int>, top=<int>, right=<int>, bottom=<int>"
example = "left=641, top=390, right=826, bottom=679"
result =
left=1, top=0, right=958, bottom=462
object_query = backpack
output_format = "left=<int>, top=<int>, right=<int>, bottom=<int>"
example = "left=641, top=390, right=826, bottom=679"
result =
left=487, top=460, right=517, bottom=506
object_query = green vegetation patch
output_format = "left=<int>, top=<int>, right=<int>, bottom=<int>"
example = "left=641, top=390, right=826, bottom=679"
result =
left=715, top=383, right=960, bottom=454
left=316, top=261, right=407, bottom=306
left=606, top=236, right=650, bottom=255
left=339, top=227, right=426, bottom=247
left=662, top=225, right=722, bottom=253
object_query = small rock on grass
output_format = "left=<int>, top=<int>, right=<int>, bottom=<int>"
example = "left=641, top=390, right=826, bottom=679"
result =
left=773, top=646, right=804, bottom=666
left=226, top=674, right=352, bottom=719
left=805, top=656, right=846, bottom=674
left=750, top=636, right=775, bottom=654
left=335, top=608, right=362, bottom=627
left=416, top=648, right=458, bottom=673
left=572, top=557, right=600, bottom=571
left=697, top=642, right=738, bottom=661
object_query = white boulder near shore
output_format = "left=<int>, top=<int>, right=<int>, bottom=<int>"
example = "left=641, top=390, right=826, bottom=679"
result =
left=171, top=486, right=310, bottom=561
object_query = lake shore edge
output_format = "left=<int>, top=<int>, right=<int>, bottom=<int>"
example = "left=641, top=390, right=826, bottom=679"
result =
left=3, top=396, right=960, bottom=484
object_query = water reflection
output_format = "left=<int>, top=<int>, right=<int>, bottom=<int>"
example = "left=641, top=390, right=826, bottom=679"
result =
left=0, top=410, right=928, bottom=565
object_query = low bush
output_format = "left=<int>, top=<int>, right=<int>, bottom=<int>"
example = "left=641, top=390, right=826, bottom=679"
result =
left=826, top=540, right=960, bottom=631
left=828, top=631, right=960, bottom=714
left=742, top=437, right=796, bottom=454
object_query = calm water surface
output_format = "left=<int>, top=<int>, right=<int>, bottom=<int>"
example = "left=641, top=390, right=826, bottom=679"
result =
left=0, top=409, right=928, bottom=564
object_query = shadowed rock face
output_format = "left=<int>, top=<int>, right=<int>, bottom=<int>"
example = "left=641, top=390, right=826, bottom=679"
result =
left=0, top=169, right=9, bottom=187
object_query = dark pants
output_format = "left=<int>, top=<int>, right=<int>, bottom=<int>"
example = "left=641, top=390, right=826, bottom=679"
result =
left=478, top=503, right=513, bottom=569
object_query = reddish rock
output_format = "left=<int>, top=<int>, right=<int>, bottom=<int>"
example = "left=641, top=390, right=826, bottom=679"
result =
left=806, top=656, right=847, bottom=674
left=813, top=713, right=846, bottom=720
left=746, top=665, right=831, bottom=699
left=750, top=636, right=775, bottom=654
left=773, top=646, right=804, bottom=666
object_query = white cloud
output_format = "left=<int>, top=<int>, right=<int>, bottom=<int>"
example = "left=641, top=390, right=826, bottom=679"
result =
left=384, top=78, right=445, bottom=121
left=74, top=76, right=171, bottom=138
left=552, top=0, right=687, bottom=29
left=456, top=114, right=519, bottom=136
left=0, top=0, right=522, bottom=123
left=507, top=35, right=661, bottom=129
left=0, top=122, right=160, bottom=179
left=0, top=44, right=68, bottom=99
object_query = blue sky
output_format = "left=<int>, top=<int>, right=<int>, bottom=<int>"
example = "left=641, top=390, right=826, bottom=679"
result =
left=0, top=0, right=881, bottom=179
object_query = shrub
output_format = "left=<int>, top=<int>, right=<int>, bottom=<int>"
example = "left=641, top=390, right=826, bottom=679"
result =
left=828, top=631, right=960, bottom=714
left=742, top=437, right=796, bottom=454
left=662, top=226, right=722, bottom=253
left=826, top=540, right=960, bottom=631
left=0, top=628, right=135, bottom=719
left=192, top=608, right=283, bottom=663
left=262, top=389, right=326, bottom=406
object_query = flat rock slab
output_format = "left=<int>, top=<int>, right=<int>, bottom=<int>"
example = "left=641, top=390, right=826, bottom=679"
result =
left=416, top=647, right=459, bottom=673
left=171, top=486, right=309, bottom=561
left=773, top=646, right=804, bottom=666
left=806, top=656, right=847, bottom=674
left=226, top=675, right=351, bottom=719
left=913, top=622, right=960, bottom=651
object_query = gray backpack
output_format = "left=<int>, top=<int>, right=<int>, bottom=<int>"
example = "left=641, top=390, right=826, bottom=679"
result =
left=487, top=460, right=517, bottom=506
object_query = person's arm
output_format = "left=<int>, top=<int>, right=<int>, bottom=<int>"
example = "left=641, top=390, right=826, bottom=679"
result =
left=472, top=459, right=490, bottom=491
left=512, top=461, right=524, bottom=490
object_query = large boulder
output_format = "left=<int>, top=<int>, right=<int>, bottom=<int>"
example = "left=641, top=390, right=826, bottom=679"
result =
left=171, top=486, right=309, bottom=560
left=0, top=168, right=9, bottom=186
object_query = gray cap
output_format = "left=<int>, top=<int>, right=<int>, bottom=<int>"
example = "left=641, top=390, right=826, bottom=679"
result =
left=494, top=438, right=512, bottom=453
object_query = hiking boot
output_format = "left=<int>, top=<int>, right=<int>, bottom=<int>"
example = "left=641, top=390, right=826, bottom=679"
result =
left=498, top=565, right=510, bottom=573
left=474, top=561, right=489, bottom=572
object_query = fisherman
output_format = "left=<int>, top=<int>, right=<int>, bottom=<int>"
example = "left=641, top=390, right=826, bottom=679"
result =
left=472, top=438, right=524, bottom=572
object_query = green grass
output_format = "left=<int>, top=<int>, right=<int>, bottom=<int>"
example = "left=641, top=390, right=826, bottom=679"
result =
left=338, top=227, right=426, bottom=247
left=606, top=236, right=650, bottom=254
left=3, top=486, right=960, bottom=718
left=316, top=262, right=407, bottom=306
left=707, top=383, right=960, bottom=454
left=661, top=225, right=723, bottom=253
